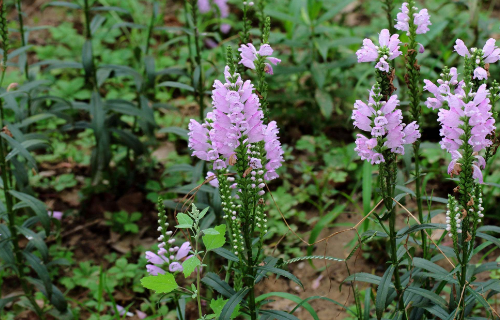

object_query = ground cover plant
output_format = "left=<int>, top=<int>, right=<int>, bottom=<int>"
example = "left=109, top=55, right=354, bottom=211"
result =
left=2, top=0, right=500, bottom=319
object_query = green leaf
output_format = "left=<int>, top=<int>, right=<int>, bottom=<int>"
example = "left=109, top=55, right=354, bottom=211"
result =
left=203, top=228, right=220, bottom=235
left=158, top=81, right=194, bottom=92
left=220, top=288, right=249, bottom=320
left=315, top=0, right=353, bottom=25
left=405, top=287, right=447, bottom=309
left=157, top=126, right=189, bottom=140
left=210, top=298, right=240, bottom=319
left=44, top=1, right=82, bottom=9
left=1, top=133, right=37, bottom=171
left=82, top=40, right=94, bottom=77
left=182, top=256, right=200, bottom=277
left=24, top=252, right=52, bottom=299
left=213, top=247, right=239, bottom=262
left=141, top=273, right=178, bottom=293
left=10, top=190, right=50, bottom=234
left=310, top=62, right=326, bottom=88
left=314, top=88, right=333, bottom=119
left=256, top=266, right=303, bottom=289
left=176, top=212, right=193, bottom=229
left=256, top=292, right=320, bottom=320
left=476, top=232, right=500, bottom=248
left=376, top=265, right=394, bottom=320
left=202, top=272, right=236, bottom=298
left=259, top=310, right=301, bottom=320
left=203, top=224, right=226, bottom=251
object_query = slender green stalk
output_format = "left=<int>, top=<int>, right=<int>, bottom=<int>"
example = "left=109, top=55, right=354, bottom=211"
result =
left=404, top=0, right=427, bottom=261
left=188, top=0, right=205, bottom=120
left=16, top=0, right=29, bottom=78
left=377, top=77, right=406, bottom=318
left=195, top=237, right=203, bottom=318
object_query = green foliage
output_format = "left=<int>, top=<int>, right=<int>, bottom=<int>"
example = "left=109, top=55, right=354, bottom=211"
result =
left=141, top=273, right=178, bottom=294
left=105, top=210, right=142, bottom=234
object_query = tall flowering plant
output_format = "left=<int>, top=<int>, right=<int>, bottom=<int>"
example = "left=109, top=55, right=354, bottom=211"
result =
left=354, top=23, right=422, bottom=317
left=141, top=47, right=295, bottom=320
left=424, top=38, right=500, bottom=317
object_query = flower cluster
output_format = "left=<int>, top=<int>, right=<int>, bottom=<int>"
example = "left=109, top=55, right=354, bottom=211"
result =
left=395, top=2, right=431, bottom=35
left=424, top=69, right=495, bottom=182
left=445, top=196, right=463, bottom=237
left=145, top=202, right=193, bottom=275
left=238, top=43, right=281, bottom=75
left=356, top=29, right=402, bottom=72
left=188, top=66, right=284, bottom=181
left=353, top=85, right=420, bottom=164
left=198, top=0, right=231, bottom=33
left=454, top=38, right=500, bottom=80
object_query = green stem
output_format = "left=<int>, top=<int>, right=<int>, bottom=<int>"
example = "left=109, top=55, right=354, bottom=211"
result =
left=83, top=0, right=98, bottom=89
left=195, top=237, right=203, bottom=318
left=16, top=0, right=29, bottom=78
left=405, top=0, right=427, bottom=261
left=189, top=0, right=205, bottom=120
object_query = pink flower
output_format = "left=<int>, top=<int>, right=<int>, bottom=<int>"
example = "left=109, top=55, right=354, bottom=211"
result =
left=197, top=0, right=210, bottom=13
left=49, top=211, right=63, bottom=220
left=395, top=3, right=431, bottom=34
left=206, top=172, right=219, bottom=187
left=482, top=38, right=500, bottom=63
left=414, top=9, right=431, bottom=34
left=454, top=39, right=470, bottom=57
left=473, top=67, right=487, bottom=80
left=238, top=43, right=281, bottom=74
left=352, top=86, right=419, bottom=163
left=375, top=58, right=390, bottom=72
left=146, top=251, right=168, bottom=265
left=220, top=24, right=231, bottom=34
left=146, top=265, right=165, bottom=276
left=114, top=305, right=133, bottom=317
left=356, top=29, right=402, bottom=72
left=136, top=310, right=147, bottom=319
left=169, top=262, right=183, bottom=272
left=176, top=242, right=191, bottom=260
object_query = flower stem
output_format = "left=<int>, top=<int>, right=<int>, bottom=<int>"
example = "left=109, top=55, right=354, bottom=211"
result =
left=189, top=0, right=205, bottom=120
left=405, top=0, right=428, bottom=261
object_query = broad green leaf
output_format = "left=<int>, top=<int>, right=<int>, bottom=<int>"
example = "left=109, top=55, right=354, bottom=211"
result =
left=182, top=256, right=201, bottom=277
left=141, top=273, right=178, bottom=293
left=210, top=298, right=240, bottom=319
left=203, top=224, right=226, bottom=251
left=176, top=212, right=193, bottom=229
left=203, top=228, right=219, bottom=236
left=213, top=247, right=239, bottom=262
